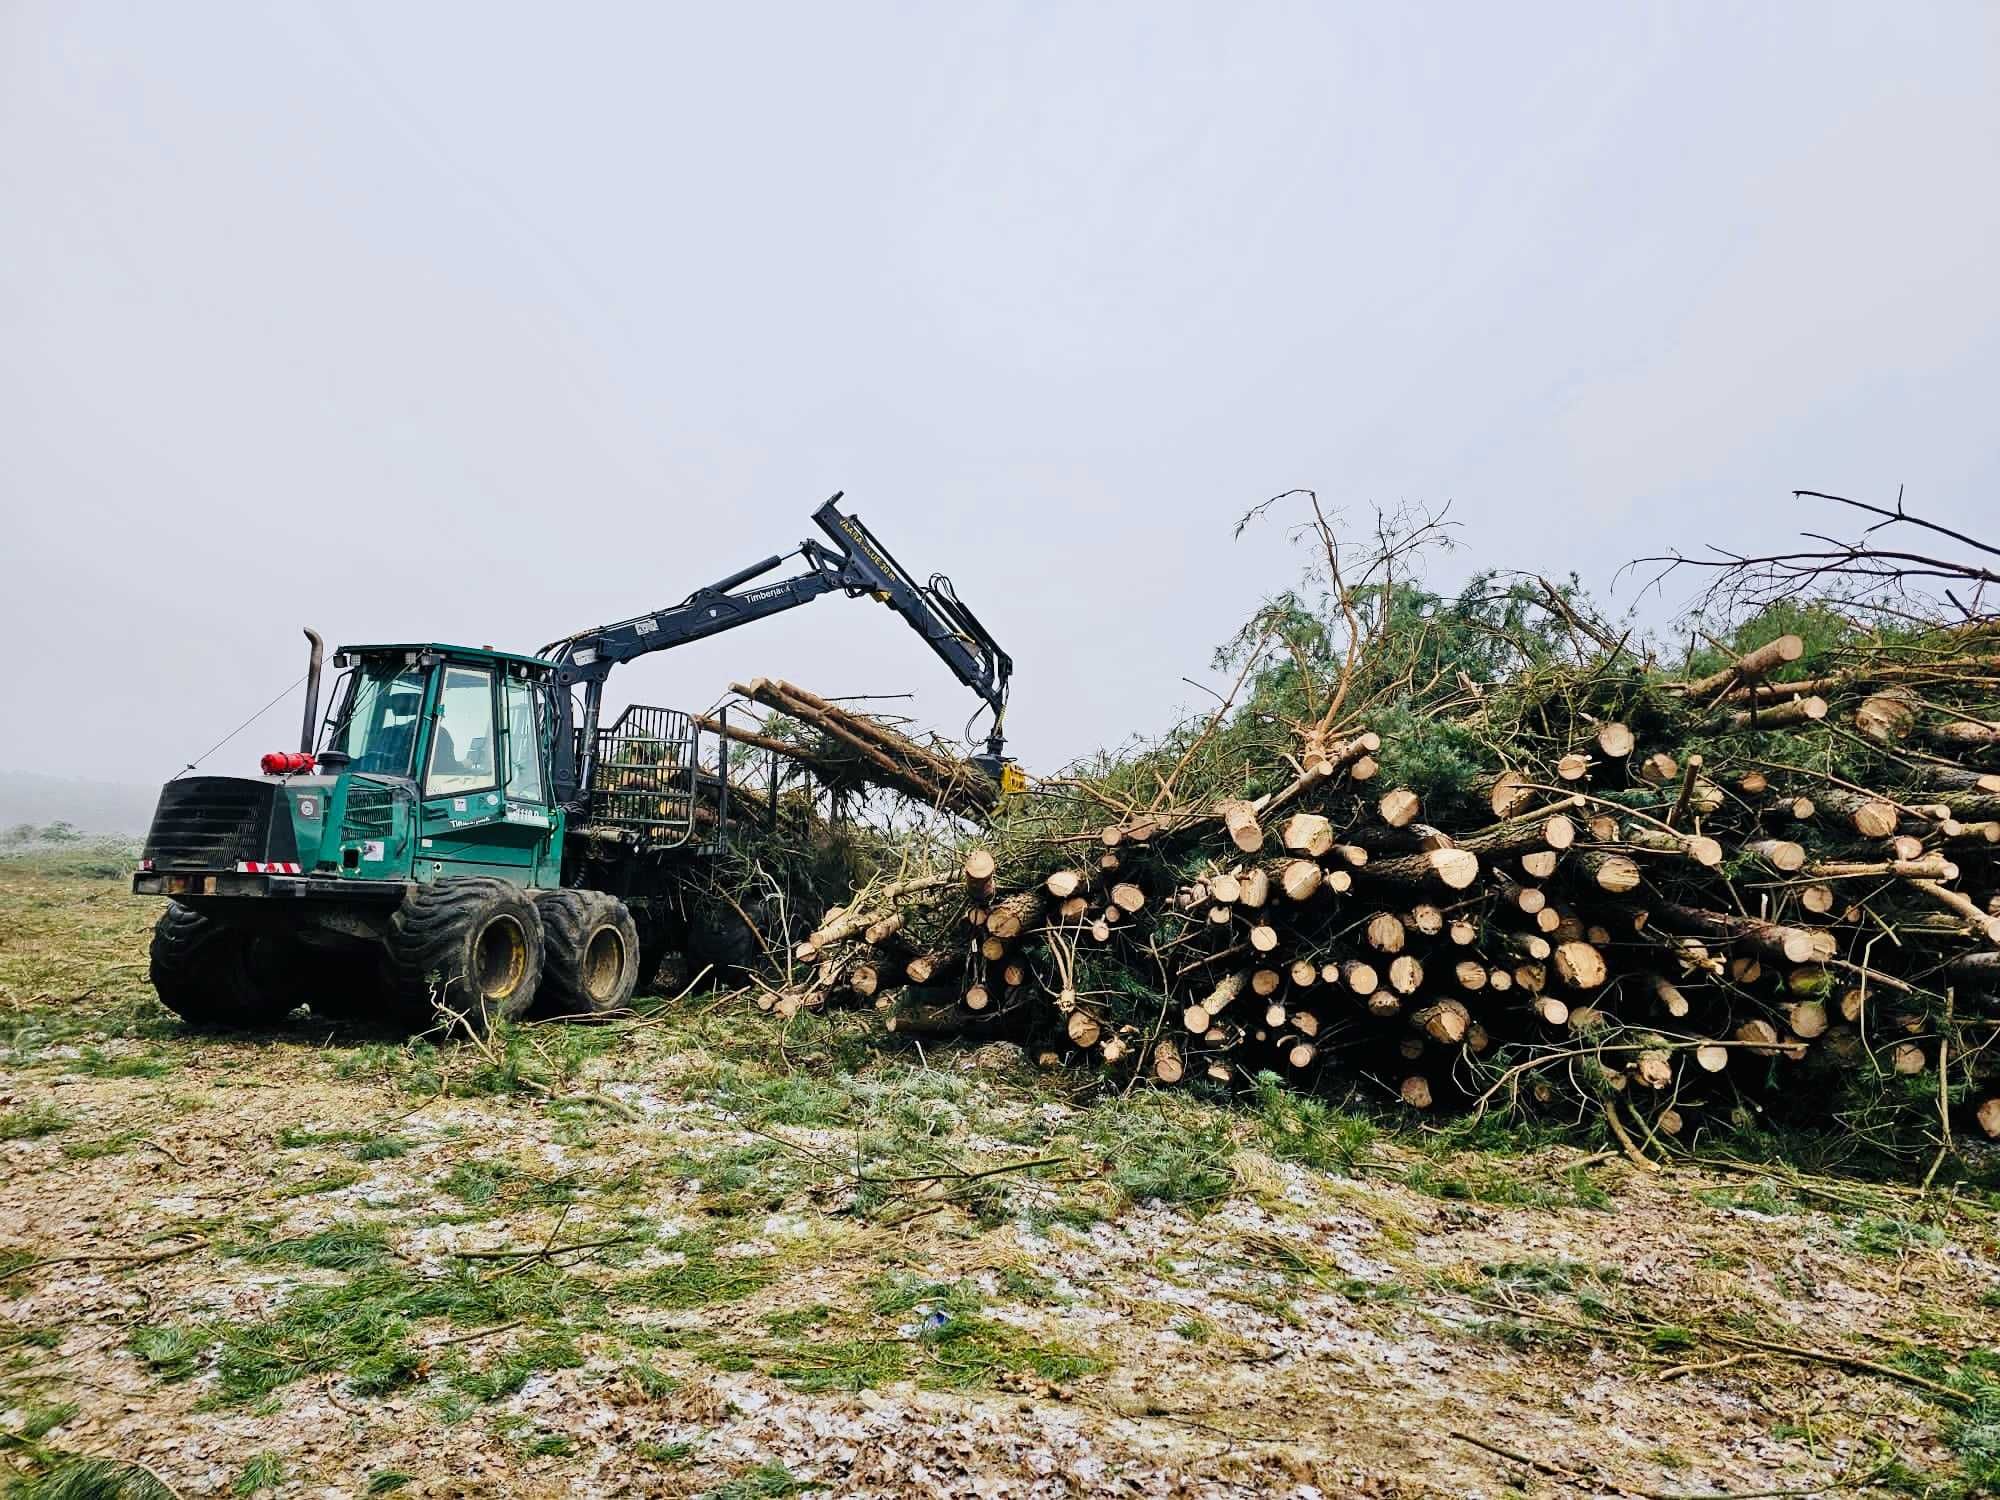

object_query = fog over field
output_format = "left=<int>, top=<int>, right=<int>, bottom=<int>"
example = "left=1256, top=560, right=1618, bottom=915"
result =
left=4, top=3, right=1998, bottom=788
left=0, top=772, right=158, bottom=839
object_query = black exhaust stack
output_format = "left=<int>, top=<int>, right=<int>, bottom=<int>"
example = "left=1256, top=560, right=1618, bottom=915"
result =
left=300, top=629, right=325, bottom=754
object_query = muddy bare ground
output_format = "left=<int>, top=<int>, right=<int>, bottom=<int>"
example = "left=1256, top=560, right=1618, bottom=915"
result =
left=2, top=863, right=1996, bottom=1498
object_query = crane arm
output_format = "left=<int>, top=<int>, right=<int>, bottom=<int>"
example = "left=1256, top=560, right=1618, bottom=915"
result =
left=807, top=496, right=1012, bottom=738
left=542, top=554, right=844, bottom=680
left=541, top=493, right=1013, bottom=804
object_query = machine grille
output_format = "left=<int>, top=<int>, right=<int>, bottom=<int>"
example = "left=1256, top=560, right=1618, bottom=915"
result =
left=341, top=782, right=397, bottom=840
left=141, top=778, right=277, bottom=870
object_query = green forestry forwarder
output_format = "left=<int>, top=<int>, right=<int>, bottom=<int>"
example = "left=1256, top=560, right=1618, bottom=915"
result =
left=132, top=494, right=1015, bottom=1033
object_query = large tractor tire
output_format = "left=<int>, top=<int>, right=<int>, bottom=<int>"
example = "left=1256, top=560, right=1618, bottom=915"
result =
left=536, top=890, right=640, bottom=1018
left=383, top=877, right=544, bottom=1036
left=625, top=896, right=684, bottom=996
left=685, top=890, right=790, bottom=981
left=149, top=903, right=296, bottom=1029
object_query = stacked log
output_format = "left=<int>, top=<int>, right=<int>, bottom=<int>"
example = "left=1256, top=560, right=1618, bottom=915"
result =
left=774, top=627, right=2000, bottom=1157
left=719, top=678, right=998, bottom=817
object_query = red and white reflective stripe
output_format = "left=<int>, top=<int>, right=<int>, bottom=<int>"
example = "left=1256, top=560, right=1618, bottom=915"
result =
left=236, top=861, right=302, bottom=874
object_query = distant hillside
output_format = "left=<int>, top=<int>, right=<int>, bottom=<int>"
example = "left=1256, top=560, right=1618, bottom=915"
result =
left=0, top=771, right=160, bottom=838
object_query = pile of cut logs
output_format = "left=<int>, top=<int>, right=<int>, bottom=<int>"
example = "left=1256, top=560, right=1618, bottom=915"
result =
left=778, top=631, right=2000, bottom=1150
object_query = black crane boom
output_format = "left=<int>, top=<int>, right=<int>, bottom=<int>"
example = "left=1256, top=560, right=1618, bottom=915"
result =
left=541, top=493, right=1012, bottom=805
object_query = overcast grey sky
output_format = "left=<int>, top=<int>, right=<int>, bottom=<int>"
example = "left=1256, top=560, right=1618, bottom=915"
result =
left=3, top=2, right=1995, bottom=786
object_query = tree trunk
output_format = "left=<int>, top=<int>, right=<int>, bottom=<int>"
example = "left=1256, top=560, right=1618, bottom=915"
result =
left=1234, top=867, right=1270, bottom=908
left=1552, top=941, right=1607, bottom=989
left=1183, top=971, right=1247, bottom=1032
left=1271, top=858, right=1324, bottom=902
left=1908, top=880, right=2000, bottom=942
left=1648, top=975, right=1689, bottom=1018
left=1459, top=807, right=1578, bottom=855
left=1814, top=785, right=1902, bottom=839
left=1745, top=838, right=1806, bottom=872
left=1575, top=850, right=1642, bottom=893
left=986, top=891, right=1045, bottom=940
left=1281, top=813, right=1335, bottom=856
left=1406, top=903, right=1445, bottom=936
left=1364, top=913, right=1406, bottom=953
left=904, top=949, right=963, bottom=986
left=1044, top=868, right=1088, bottom=899
left=1681, top=633, right=1805, bottom=696
left=1378, top=788, right=1422, bottom=828
left=1726, top=695, right=1827, bottom=732
left=1975, top=1098, right=2000, bottom=1140
left=1476, top=769, right=1535, bottom=818
left=797, top=873, right=955, bottom=957
left=1218, top=799, right=1266, bottom=854
left=1360, top=847, right=1480, bottom=891
left=1625, top=824, right=1724, bottom=868
left=1413, top=998, right=1470, bottom=1045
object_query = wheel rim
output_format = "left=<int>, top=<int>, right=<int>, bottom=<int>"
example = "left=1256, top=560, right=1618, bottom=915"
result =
left=473, top=915, right=529, bottom=1001
left=581, top=924, right=627, bottom=1004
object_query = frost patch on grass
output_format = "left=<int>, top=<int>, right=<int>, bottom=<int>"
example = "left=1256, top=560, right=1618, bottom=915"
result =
left=597, top=1081, right=673, bottom=1116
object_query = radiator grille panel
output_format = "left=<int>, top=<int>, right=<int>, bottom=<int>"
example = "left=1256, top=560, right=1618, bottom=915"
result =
left=341, top=783, right=397, bottom=840
left=142, top=778, right=276, bottom=870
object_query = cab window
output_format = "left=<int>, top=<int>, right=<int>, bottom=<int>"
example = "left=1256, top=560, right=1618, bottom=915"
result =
left=426, top=666, right=497, bottom=795
left=325, top=661, right=429, bottom=777
left=504, top=678, right=546, bottom=804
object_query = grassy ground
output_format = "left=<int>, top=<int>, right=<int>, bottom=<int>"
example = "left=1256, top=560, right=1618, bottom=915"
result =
left=2, top=854, right=1996, bottom=1498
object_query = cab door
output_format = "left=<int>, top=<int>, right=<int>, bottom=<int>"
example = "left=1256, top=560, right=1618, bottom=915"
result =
left=498, top=672, right=559, bottom=886
left=415, top=663, right=548, bottom=882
